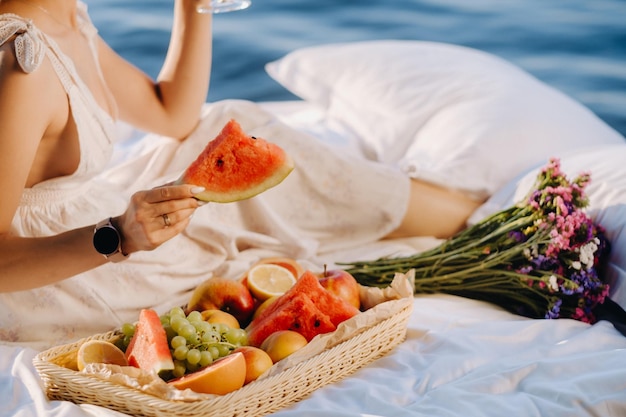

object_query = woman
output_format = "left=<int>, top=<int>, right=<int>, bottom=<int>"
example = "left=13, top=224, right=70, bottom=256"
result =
left=0, top=0, right=481, bottom=349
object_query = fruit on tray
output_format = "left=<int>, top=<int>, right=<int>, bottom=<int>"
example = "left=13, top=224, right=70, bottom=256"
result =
left=186, top=276, right=255, bottom=325
left=233, top=346, right=274, bottom=384
left=168, top=351, right=246, bottom=395
left=200, top=309, right=240, bottom=329
left=252, top=295, right=280, bottom=320
left=246, top=263, right=297, bottom=301
left=120, top=306, right=249, bottom=381
left=240, top=257, right=305, bottom=284
left=76, top=340, right=129, bottom=371
left=246, top=270, right=360, bottom=347
left=176, top=119, right=294, bottom=203
left=125, top=309, right=175, bottom=375
left=248, top=292, right=336, bottom=346
left=318, top=267, right=361, bottom=310
left=260, top=330, right=308, bottom=363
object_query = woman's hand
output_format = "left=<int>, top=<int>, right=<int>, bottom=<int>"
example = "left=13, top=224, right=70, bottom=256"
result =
left=116, top=184, right=206, bottom=254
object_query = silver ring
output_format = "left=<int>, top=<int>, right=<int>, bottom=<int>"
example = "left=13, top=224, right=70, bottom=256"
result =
left=162, top=213, right=171, bottom=228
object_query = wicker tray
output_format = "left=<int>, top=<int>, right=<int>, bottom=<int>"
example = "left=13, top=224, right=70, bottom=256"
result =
left=34, top=297, right=412, bottom=417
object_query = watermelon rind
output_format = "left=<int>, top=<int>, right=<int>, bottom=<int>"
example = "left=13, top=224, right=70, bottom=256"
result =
left=186, top=158, right=294, bottom=203
left=125, top=309, right=174, bottom=375
left=176, top=119, right=295, bottom=203
left=246, top=271, right=360, bottom=346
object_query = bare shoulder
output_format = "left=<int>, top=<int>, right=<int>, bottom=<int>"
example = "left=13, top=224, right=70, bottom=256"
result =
left=0, top=38, right=67, bottom=134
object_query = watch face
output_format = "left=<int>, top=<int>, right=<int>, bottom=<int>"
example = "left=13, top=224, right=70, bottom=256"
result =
left=93, top=226, right=120, bottom=255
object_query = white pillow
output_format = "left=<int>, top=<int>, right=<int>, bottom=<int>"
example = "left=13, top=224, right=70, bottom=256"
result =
left=266, top=40, right=624, bottom=199
left=468, top=144, right=626, bottom=309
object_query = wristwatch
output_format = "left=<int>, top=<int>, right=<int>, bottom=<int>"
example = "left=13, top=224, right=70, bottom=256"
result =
left=93, top=218, right=128, bottom=262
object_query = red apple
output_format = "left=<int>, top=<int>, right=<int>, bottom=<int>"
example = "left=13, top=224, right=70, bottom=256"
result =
left=185, top=277, right=255, bottom=325
left=317, top=267, right=361, bottom=310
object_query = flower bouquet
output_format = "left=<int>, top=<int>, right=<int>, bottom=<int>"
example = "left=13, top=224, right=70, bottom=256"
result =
left=343, top=158, right=626, bottom=329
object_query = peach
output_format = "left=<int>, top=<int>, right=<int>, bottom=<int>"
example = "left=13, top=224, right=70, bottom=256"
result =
left=233, top=346, right=274, bottom=384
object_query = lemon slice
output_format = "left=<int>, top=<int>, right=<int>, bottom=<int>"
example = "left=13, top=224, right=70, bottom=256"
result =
left=247, top=264, right=296, bottom=301
left=77, top=340, right=129, bottom=371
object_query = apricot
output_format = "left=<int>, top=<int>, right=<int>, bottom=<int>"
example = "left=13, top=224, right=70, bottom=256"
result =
left=260, top=330, right=308, bottom=363
left=201, top=309, right=240, bottom=329
left=252, top=296, right=279, bottom=320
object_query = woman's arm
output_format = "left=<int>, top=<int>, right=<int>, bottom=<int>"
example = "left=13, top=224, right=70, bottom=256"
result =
left=0, top=184, right=203, bottom=293
left=99, top=0, right=213, bottom=139
left=0, top=1, right=213, bottom=292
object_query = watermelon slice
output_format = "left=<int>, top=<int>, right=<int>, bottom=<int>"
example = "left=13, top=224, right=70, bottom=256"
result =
left=247, top=292, right=337, bottom=346
left=176, top=119, right=294, bottom=203
left=246, top=270, right=360, bottom=346
left=125, top=309, right=174, bottom=375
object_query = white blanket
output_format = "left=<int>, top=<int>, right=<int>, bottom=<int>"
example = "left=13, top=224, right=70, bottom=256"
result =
left=2, top=101, right=625, bottom=417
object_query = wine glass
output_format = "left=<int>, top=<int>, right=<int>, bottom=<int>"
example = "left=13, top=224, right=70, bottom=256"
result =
left=196, top=0, right=252, bottom=14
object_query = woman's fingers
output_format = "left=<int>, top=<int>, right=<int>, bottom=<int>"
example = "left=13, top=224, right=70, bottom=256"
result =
left=119, top=185, right=205, bottom=253
left=156, top=207, right=196, bottom=229
left=147, top=184, right=205, bottom=204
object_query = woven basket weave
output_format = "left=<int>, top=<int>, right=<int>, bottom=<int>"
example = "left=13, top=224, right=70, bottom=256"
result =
left=34, top=299, right=412, bottom=417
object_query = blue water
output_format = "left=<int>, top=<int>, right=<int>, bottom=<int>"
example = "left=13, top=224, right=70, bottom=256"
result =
left=85, top=0, right=626, bottom=137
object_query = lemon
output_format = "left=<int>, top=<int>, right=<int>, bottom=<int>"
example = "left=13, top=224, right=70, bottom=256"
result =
left=246, top=264, right=296, bottom=301
left=76, top=340, right=129, bottom=371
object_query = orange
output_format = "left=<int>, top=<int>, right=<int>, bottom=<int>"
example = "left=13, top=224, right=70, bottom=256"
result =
left=168, top=351, right=246, bottom=395
left=246, top=264, right=296, bottom=301
left=260, top=330, right=308, bottom=363
left=233, top=346, right=274, bottom=384
left=76, top=340, right=129, bottom=372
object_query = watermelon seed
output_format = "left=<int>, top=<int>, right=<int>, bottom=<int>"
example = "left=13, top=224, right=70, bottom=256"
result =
left=216, top=158, right=224, bottom=168
left=251, top=136, right=257, bottom=140
left=314, top=320, right=321, bottom=328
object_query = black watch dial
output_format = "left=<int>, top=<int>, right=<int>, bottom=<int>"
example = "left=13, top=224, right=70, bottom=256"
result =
left=93, top=226, right=120, bottom=255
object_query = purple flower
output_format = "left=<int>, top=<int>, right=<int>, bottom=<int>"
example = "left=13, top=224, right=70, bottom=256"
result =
left=345, top=158, right=612, bottom=326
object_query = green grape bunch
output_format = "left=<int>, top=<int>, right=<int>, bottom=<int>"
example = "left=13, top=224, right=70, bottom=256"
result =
left=118, top=306, right=249, bottom=379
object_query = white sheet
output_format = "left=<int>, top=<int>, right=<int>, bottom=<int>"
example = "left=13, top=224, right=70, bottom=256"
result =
left=3, top=101, right=626, bottom=417
left=4, top=294, right=626, bottom=417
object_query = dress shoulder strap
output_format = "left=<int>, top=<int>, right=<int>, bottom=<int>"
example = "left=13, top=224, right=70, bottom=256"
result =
left=0, top=2, right=100, bottom=92
left=0, top=14, right=46, bottom=73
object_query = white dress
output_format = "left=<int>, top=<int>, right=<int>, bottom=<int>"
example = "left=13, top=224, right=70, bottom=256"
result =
left=0, top=4, right=409, bottom=350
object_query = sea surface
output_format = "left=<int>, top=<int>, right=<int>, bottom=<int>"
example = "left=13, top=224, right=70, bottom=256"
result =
left=84, top=0, right=626, bottom=137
